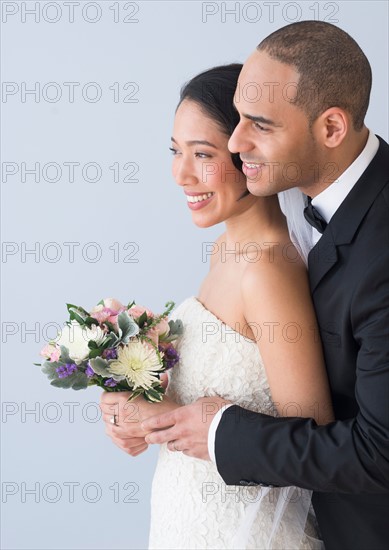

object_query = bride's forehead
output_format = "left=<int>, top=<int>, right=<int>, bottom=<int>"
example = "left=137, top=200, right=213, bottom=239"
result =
left=174, top=102, right=227, bottom=139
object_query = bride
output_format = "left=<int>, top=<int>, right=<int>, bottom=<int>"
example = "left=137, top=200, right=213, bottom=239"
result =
left=100, top=64, right=334, bottom=549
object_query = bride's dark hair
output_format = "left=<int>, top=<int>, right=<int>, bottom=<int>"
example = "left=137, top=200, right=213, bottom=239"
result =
left=177, top=64, right=243, bottom=173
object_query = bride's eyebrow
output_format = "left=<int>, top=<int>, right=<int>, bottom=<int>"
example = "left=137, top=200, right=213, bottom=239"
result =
left=171, top=137, right=217, bottom=148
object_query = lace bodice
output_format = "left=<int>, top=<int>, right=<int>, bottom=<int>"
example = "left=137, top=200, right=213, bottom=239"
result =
left=148, top=297, right=321, bottom=550
left=165, top=296, right=275, bottom=414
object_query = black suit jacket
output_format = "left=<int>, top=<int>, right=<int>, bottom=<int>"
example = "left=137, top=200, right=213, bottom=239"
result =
left=215, top=136, right=389, bottom=550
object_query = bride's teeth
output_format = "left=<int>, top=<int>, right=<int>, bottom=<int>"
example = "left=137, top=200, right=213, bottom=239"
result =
left=187, top=192, right=214, bottom=203
left=245, top=163, right=259, bottom=168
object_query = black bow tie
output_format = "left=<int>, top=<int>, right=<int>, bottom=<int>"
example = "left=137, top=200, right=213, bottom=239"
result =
left=304, top=197, right=328, bottom=234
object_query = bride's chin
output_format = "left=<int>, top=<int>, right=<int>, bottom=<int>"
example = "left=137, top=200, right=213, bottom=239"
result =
left=191, top=214, right=218, bottom=229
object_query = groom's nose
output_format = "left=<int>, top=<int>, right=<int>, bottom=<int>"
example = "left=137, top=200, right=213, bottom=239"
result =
left=228, top=122, right=252, bottom=155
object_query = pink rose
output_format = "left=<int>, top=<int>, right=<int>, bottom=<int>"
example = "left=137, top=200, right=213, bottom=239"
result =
left=128, top=305, right=168, bottom=346
left=40, top=343, right=61, bottom=362
left=155, top=318, right=170, bottom=338
left=103, top=298, right=125, bottom=313
left=90, top=298, right=125, bottom=329
left=89, top=305, right=120, bottom=327
left=128, top=304, right=155, bottom=320
left=145, top=317, right=170, bottom=346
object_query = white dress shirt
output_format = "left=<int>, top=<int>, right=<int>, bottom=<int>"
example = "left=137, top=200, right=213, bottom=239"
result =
left=208, top=131, right=380, bottom=463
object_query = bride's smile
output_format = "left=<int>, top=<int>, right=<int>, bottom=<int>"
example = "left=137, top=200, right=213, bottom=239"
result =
left=185, top=191, right=215, bottom=209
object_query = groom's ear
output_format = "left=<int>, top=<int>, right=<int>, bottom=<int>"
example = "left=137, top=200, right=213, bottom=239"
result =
left=314, top=107, right=349, bottom=149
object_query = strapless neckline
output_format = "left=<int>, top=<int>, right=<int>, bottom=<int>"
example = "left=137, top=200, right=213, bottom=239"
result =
left=184, top=295, right=257, bottom=344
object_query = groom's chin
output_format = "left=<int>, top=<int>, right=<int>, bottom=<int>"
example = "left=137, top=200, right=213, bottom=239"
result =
left=246, top=179, right=272, bottom=197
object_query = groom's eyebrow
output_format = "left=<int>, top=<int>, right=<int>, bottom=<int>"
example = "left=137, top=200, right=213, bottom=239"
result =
left=242, top=113, right=280, bottom=127
left=171, top=137, right=217, bottom=148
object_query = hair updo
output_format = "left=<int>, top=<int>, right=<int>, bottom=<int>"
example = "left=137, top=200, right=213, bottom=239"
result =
left=177, top=63, right=243, bottom=173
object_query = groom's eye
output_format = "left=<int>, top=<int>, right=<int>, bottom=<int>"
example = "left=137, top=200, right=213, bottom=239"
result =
left=169, top=147, right=180, bottom=155
left=254, top=123, right=269, bottom=132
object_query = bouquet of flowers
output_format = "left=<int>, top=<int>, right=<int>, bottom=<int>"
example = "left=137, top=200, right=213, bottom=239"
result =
left=36, top=298, right=183, bottom=402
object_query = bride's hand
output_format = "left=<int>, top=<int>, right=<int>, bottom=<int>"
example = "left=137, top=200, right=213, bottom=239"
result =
left=100, top=391, right=179, bottom=457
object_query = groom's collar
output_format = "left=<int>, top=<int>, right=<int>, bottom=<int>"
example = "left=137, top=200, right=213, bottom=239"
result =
left=308, top=135, right=389, bottom=292
left=328, top=135, right=388, bottom=245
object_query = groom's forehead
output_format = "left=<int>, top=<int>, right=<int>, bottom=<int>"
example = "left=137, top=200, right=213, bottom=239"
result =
left=235, top=52, right=299, bottom=107
left=240, top=50, right=298, bottom=83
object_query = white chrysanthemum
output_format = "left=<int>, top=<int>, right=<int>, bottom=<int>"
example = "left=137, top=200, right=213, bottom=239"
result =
left=56, top=321, right=105, bottom=364
left=109, top=342, right=162, bottom=390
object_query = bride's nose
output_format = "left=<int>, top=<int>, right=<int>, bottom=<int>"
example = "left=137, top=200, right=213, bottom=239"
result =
left=173, top=157, right=198, bottom=187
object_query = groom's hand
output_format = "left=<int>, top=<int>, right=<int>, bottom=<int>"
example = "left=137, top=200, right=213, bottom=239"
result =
left=142, top=396, right=230, bottom=461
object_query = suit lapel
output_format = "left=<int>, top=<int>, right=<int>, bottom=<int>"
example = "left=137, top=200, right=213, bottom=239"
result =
left=308, top=229, right=338, bottom=292
left=308, top=136, right=389, bottom=293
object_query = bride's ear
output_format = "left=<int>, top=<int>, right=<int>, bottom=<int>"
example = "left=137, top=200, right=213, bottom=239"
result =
left=313, top=108, right=348, bottom=148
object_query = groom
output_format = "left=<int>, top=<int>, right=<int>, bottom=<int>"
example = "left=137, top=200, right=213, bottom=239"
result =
left=142, top=21, right=389, bottom=550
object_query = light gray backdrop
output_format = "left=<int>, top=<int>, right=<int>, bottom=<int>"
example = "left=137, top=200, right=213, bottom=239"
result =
left=1, top=1, right=388, bottom=549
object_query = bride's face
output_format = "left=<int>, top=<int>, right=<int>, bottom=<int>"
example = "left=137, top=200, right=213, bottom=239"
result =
left=171, top=100, right=251, bottom=228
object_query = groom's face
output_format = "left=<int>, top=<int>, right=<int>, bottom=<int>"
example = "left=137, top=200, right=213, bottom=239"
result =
left=229, top=50, right=320, bottom=196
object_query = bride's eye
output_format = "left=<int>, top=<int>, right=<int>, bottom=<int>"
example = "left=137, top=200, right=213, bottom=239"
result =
left=195, top=152, right=212, bottom=159
left=169, top=147, right=180, bottom=155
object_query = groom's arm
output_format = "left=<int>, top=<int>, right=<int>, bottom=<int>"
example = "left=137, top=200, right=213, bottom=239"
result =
left=215, top=249, right=389, bottom=494
left=143, top=245, right=388, bottom=493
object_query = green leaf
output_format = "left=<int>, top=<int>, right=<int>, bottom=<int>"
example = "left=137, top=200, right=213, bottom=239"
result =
left=118, top=311, right=139, bottom=344
left=88, top=348, right=104, bottom=359
left=137, top=311, right=148, bottom=328
left=126, top=388, right=144, bottom=402
left=104, top=321, right=118, bottom=334
left=169, top=319, right=184, bottom=336
left=89, top=357, right=111, bottom=377
left=42, top=361, right=62, bottom=381
left=88, top=340, right=99, bottom=350
left=150, top=381, right=165, bottom=393
left=33, top=363, right=41, bottom=367
left=163, top=301, right=175, bottom=316
left=143, top=387, right=164, bottom=403
left=66, top=304, right=89, bottom=325
left=97, top=299, right=105, bottom=306
left=71, top=372, right=89, bottom=390
left=84, top=316, right=100, bottom=328
left=69, top=311, right=87, bottom=325
left=66, top=303, right=89, bottom=315
left=161, top=319, right=184, bottom=343
left=59, top=345, right=72, bottom=364
left=50, top=371, right=88, bottom=390
left=104, top=333, right=119, bottom=347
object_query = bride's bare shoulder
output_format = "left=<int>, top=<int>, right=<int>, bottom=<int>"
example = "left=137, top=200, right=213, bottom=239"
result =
left=241, top=240, right=308, bottom=299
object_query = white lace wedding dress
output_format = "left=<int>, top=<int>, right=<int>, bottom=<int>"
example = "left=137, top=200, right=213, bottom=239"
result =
left=148, top=297, right=323, bottom=550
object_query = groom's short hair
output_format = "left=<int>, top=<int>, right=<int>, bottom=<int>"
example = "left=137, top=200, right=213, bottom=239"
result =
left=257, top=21, right=372, bottom=131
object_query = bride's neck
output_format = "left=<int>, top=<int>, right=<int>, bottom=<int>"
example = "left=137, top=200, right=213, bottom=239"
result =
left=224, top=195, right=288, bottom=248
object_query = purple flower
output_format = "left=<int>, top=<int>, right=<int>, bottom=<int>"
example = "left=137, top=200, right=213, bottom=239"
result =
left=159, top=344, right=179, bottom=370
left=102, top=348, right=118, bottom=360
left=104, top=378, right=117, bottom=388
left=85, top=363, right=95, bottom=378
left=56, top=363, right=78, bottom=379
